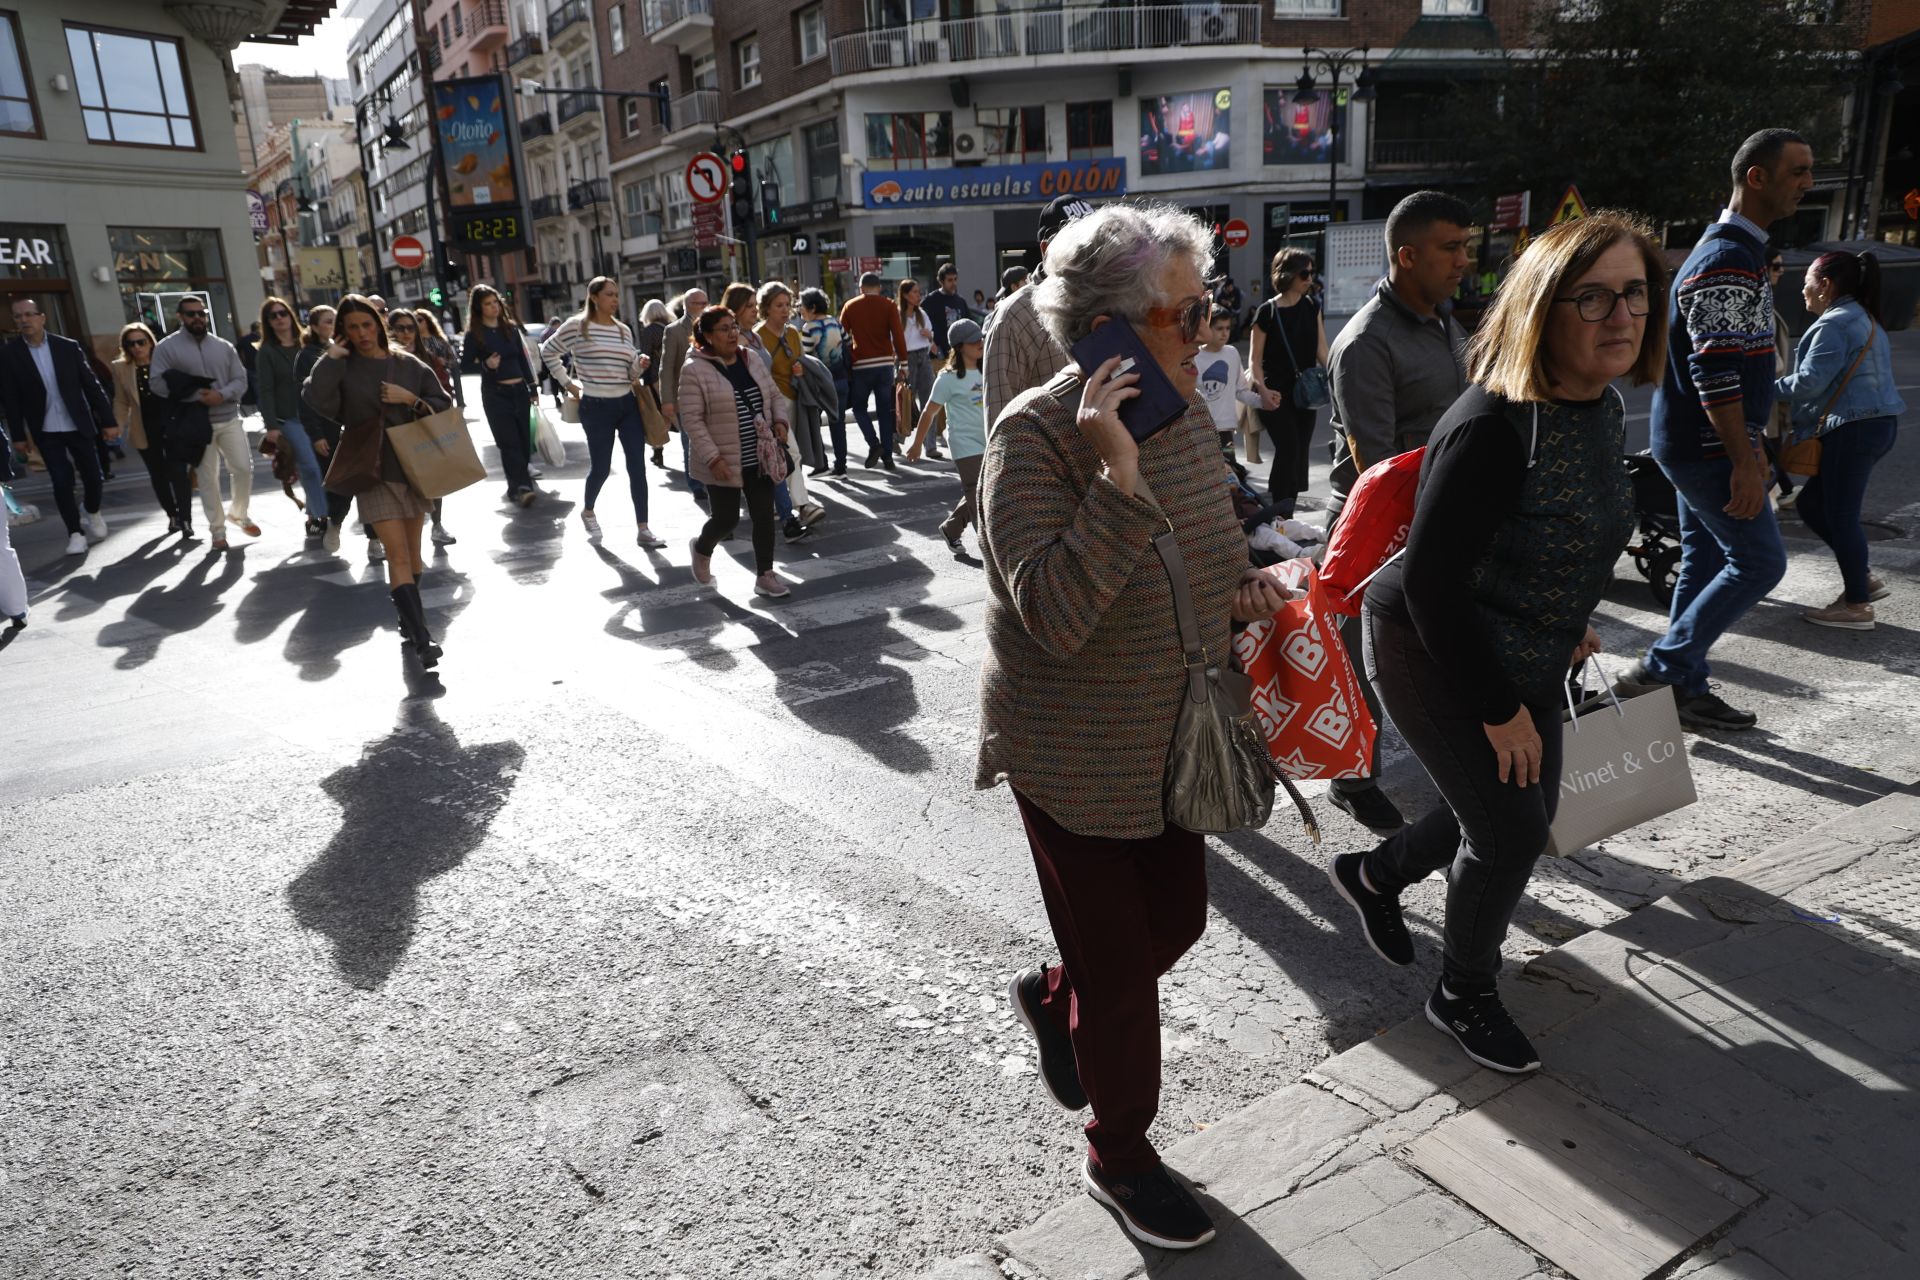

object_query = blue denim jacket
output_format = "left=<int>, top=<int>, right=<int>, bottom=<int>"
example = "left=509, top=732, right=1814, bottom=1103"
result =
left=1776, top=299, right=1906, bottom=439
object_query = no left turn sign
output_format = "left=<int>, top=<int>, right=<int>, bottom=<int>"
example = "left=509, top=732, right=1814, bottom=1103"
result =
left=686, top=152, right=729, bottom=205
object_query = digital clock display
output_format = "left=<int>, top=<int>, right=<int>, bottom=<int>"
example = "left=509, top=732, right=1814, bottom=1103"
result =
left=452, top=211, right=526, bottom=249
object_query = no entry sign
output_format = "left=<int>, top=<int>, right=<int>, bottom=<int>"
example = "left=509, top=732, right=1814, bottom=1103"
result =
left=1222, top=219, right=1251, bottom=249
left=391, top=235, right=426, bottom=269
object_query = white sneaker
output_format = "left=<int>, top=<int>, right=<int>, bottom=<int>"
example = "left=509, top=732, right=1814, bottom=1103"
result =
left=322, top=522, right=342, bottom=555
left=798, top=503, right=826, bottom=527
left=368, top=538, right=385, bottom=564
left=582, top=511, right=603, bottom=543
left=689, top=537, right=712, bottom=585
left=65, top=531, right=88, bottom=555
left=636, top=525, right=667, bottom=549
left=84, top=510, right=108, bottom=543
left=430, top=521, right=457, bottom=546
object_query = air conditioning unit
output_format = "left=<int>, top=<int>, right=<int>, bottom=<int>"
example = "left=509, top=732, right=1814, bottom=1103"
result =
left=866, top=35, right=909, bottom=69
left=951, top=126, right=993, bottom=160
left=1185, top=3, right=1231, bottom=42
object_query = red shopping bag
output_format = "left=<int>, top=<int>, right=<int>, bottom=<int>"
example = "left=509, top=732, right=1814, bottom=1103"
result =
left=1318, top=447, right=1425, bottom=616
left=1232, top=559, right=1377, bottom=781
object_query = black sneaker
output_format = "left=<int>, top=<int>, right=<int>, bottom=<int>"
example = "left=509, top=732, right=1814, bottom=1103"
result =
left=1328, top=784, right=1404, bottom=835
left=783, top=517, right=811, bottom=542
left=1007, top=968, right=1086, bottom=1112
left=945, top=534, right=966, bottom=555
left=1082, top=1159, right=1216, bottom=1251
left=1327, top=852, right=1414, bottom=966
left=1425, top=982, right=1540, bottom=1074
left=866, top=447, right=882, bottom=468
left=1676, top=688, right=1757, bottom=731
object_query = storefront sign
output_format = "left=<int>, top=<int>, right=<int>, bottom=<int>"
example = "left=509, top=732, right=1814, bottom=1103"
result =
left=862, top=158, right=1125, bottom=210
left=1268, top=202, right=1335, bottom=230
left=247, top=190, right=268, bottom=234
left=0, top=232, right=60, bottom=273
left=632, top=256, right=666, bottom=285
left=785, top=198, right=840, bottom=225
left=858, top=256, right=882, bottom=273
left=818, top=236, right=848, bottom=253
left=827, top=257, right=851, bottom=272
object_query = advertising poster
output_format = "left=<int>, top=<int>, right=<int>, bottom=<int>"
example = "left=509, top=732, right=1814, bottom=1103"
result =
left=431, top=75, right=517, bottom=209
left=1262, top=89, right=1347, bottom=166
left=1138, top=89, right=1231, bottom=176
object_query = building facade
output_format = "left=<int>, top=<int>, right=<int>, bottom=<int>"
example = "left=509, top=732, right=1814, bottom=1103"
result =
left=0, top=0, right=305, bottom=357
left=345, top=0, right=440, bottom=303
left=234, top=63, right=345, bottom=173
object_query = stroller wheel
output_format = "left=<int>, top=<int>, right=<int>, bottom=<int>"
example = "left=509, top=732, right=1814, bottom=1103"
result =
left=1647, top=543, right=1682, bottom=610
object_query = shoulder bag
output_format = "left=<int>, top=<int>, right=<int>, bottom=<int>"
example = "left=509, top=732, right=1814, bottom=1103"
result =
left=1272, top=302, right=1330, bottom=410
left=1780, top=322, right=1875, bottom=478
left=321, top=356, right=392, bottom=495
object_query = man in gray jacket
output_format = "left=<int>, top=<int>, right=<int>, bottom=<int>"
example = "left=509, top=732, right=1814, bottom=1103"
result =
left=150, top=297, right=253, bottom=549
left=1323, top=191, right=1472, bottom=836
left=658, top=287, right=707, bottom=505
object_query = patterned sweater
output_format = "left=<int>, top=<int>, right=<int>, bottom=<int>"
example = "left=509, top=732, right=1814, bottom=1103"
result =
left=1651, top=220, right=1777, bottom=463
left=976, top=374, right=1246, bottom=839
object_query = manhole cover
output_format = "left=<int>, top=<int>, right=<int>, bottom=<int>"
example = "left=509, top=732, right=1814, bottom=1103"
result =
left=1780, top=518, right=1903, bottom=543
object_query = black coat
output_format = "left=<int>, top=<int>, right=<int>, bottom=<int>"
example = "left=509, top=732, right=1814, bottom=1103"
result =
left=0, top=334, right=114, bottom=448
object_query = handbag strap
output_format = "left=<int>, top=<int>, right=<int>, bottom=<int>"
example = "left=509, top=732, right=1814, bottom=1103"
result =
left=1151, top=520, right=1211, bottom=704
left=1815, top=320, right=1875, bottom=425
left=1271, top=301, right=1303, bottom=376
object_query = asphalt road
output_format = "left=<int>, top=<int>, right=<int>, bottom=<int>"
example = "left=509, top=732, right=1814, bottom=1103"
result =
left=4, top=337, right=1919, bottom=1279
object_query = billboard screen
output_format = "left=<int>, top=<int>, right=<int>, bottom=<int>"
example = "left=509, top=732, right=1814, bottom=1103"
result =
left=1262, top=89, right=1347, bottom=166
left=432, top=74, right=517, bottom=209
left=1138, top=88, right=1231, bottom=177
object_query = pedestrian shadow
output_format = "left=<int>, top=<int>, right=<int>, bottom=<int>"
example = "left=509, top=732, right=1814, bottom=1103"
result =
left=1116, top=1185, right=1305, bottom=1278
left=50, top=534, right=188, bottom=621
left=285, top=699, right=523, bottom=990
left=95, top=547, right=246, bottom=669
left=1688, top=734, right=1902, bottom=806
left=491, top=493, right=576, bottom=583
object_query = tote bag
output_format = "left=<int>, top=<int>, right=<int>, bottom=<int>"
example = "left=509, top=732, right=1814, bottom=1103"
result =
left=636, top=383, right=670, bottom=447
left=1230, top=559, right=1378, bottom=781
left=1546, top=661, right=1698, bottom=856
left=531, top=404, right=568, bottom=467
left=387, top=404, right=486, bottom=499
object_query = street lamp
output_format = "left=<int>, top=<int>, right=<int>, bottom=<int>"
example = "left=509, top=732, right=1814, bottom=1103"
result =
left=1292, top=46, right=1374, bottom=232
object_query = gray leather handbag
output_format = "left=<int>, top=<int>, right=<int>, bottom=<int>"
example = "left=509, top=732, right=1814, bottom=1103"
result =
left=1154, top=524, right=1276, bottom=835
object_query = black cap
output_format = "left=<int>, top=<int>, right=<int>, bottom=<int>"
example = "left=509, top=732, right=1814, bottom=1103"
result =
left=1037, top=193, right=1097, bottom=243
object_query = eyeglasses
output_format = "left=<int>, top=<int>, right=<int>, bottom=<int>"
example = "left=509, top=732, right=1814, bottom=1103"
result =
left=180, top=310, right=208, bottom=319
left=267, top=309, right=292, bottom=320
left=124, top=337, right=151, bottom=348
left=389, top=322, right=416, bottom=332
left=1142, top=293, right=1210, bottom=342
left=1553, top=282, right=1651, bottom=323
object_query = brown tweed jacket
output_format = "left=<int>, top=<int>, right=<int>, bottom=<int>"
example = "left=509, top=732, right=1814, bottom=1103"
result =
left=976, top=371, right=1246, bottom=839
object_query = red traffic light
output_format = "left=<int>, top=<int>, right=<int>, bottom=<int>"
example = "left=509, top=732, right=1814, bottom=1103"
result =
left=730, top=151, right=748, bottom=174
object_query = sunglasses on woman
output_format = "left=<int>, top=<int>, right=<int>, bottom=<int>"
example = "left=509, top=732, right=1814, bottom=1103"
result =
left=267, top=309, right=292, bottom=320
left=1142, top=293, right=1211, bottom=343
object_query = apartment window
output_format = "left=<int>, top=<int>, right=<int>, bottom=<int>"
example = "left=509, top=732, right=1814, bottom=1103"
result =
left=803, top=119, right=840, bottom=202
left=1272, top=0, right=1344, bottom=15
left=1420, top=0, right=1483, bottom=13
left=452, top=5, right=462, bottom=35
left=797, top=5, right=827, bottom=64
left=622, top=95, right=640, bottom=136
left=64, top=24, right=200, bottom=149
left=609, top=5, right=625, bottom=53
left=865, top=112, right=951, bottom=171
left=621, top=174, right=660, bottom=237
left=650, top=76, right=670, bottom=127
left=664, top=175, right=691, bottom=232
left=1, top=12, right=41, bottom=137
left=736, top=37, right=760, bottom=90
left=1066, top=101, right=1112, bottom=160
left=747, top=135, right=795, bottom=207
left=976, top=106, right=1047, bottom=164
left=441, top=15, right=452, bottom=45
left=691, top=53, right=717, bottom=92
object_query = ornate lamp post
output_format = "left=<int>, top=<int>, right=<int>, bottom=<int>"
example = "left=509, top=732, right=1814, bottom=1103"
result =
left=1292, top=47, right=1376, bottom=228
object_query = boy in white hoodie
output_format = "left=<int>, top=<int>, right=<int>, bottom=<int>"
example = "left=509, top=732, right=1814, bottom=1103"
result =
left=1194, top=305, right=1262, bottom=463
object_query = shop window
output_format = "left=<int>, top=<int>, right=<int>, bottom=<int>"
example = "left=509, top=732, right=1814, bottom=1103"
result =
left=976, top=107, right=1047, bottom=164
left=866, top=112, right=951, bottom=171
left=111, top=226, right=233, bottom=337
left=874, top=224, right=955, bottom=290
left=0, top=11, right=39, bottom=137
left=804, top=119, right=841, bottom=203
left=64, top=24, right=201, bottom=150
left=736, top=37, right=760, bottom=90
left=797, top=5, right=827, bottom=64
left=1066, top=101, right=1111, bottom=161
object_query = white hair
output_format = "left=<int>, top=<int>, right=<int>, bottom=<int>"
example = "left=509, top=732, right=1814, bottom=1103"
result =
left=1033, top=203, right=1215, bottom=350
left=641, top=298, right=670, bottom=325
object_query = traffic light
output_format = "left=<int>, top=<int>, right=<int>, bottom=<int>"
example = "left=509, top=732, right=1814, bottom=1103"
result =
left=428, top=285, right=445, bottom=308
left=760, top=179, right=782, bottom=228
left=729, top=151, right=755, bottom=230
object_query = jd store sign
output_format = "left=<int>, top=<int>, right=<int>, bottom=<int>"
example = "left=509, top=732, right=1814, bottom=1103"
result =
left=862, top=158, right=1126, bottom=210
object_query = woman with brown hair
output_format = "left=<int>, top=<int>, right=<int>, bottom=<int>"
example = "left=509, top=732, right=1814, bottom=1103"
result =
left=109, top=321, right=196, bottom=539
left=300, top=294, right=455, bottom=668
left=388, top=309, right=457, bottom=549
left=1327, top=212, right=1669, bottom=1075
left=681, top=306, right=793, bottom=599
left=255, top=296, right=331, bottom=536
left=460, top=283, right=538, bottom=507
left=540, top=276, right=664, bottom=549
left=722, top=280, right=814, bottom=541
left=1247, top=248, right=1329, bottom=515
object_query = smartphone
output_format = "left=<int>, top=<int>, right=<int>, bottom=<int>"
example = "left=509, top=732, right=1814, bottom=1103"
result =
left=1068, top=317, right=1189, bottom=443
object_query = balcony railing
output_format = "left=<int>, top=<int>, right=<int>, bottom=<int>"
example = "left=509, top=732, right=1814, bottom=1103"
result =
left=531, top=194, right=566, bottom=221
left=665, top=89, right=719, bottom=133
left=829, top=4, right=1257, bottom=76
left=547, top=0, right=590, bottom=40
left=467, top=0, right=509, bottom=48
left=567, top=177, right=611, bottom=209
left=520, top=111, right=554, bottom=142
left=545, top=264, right=573, bottom=287
left=425, top=42, right=442, bottom=71
left=557, top=89, right=600, bottom=124
left=641, top=0, right=712, bottom=36
left=506, top=33, right=542, bottom=65
left=1370, top=138, right=1461, bottom=169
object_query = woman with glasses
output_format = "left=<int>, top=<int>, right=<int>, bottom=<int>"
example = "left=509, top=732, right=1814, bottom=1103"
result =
left=541, top=276, right=664, bottom=549
left=387, top=310, right=458, bottom=549
left=1327, top=214, right=1667, bottom=1078
left=981, top=204, right=1287, bottom=1254
left=109, top=321, right=196, bottom=540
left=254, top=297, right=330, bottom=537
left=682, top=306, right=793, bottom=599
left=1248, top=249, right=1330, bottom=516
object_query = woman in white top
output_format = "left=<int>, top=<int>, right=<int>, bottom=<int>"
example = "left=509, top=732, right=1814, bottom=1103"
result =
left=897, top=278, right=940, bottom=457
left=541, top=276, right=663, bottom=549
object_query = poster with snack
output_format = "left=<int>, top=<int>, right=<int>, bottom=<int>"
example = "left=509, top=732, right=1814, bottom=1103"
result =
left=432, top=76, right=517, bottom=209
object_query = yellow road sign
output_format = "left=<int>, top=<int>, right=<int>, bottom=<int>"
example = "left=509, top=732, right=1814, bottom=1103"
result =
left=1552, top=184, right=1589, bottom=225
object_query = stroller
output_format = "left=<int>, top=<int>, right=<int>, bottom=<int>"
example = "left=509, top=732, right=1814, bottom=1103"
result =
left=1625, top=452, right=1682, bottom=608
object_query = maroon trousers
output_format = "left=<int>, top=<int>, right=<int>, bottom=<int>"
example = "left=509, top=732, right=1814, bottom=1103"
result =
left=1014, top=790, right=1209, bottom=1175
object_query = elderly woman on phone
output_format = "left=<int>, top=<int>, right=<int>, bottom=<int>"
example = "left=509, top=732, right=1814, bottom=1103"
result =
left=977, top=202, right=1288, bottom=1254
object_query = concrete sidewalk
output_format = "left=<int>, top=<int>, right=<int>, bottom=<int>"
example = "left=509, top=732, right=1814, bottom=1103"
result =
left=962, top=792, right=1920, bottom=1280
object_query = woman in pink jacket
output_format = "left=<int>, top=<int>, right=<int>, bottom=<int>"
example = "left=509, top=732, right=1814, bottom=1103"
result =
left=680, top=306, right=794, bottom=600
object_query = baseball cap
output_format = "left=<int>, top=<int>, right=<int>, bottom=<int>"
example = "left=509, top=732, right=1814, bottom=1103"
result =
left=1037, top=194, right=1098, bottom=242
left=946, top=318, right=983, bottom=347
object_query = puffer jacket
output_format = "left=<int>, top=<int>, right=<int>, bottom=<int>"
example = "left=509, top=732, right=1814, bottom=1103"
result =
left=678, top=345, right=787, bottom=487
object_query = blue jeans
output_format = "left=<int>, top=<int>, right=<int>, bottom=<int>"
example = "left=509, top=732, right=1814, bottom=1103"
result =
left=1793, top=415, right=1897, bottom=604
left=580, top=393, right=648, bottom=524
left=277, top=418, right=329, bottom=518
left=847, top=365, right=896, bottom=454
left=828, top=375, right=851, bottom=468
left=1645, top=452, right=1788, bottom=695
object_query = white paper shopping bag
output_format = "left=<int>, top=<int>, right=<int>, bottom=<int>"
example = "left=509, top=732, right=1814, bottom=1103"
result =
left=1546, top=667, right=1698, bottom=857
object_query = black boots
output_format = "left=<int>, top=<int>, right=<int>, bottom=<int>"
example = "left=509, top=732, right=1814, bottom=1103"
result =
left=389, top=582, right=442, bottom=669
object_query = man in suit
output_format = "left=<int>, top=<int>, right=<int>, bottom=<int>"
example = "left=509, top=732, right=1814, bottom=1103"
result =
left=2, top=296, right=117, bottom=555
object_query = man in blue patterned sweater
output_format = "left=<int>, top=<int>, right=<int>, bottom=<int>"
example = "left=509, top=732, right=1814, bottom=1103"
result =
left=1619, top=128, right=1813, bottom=731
